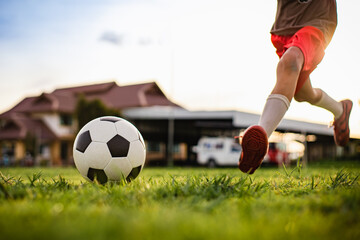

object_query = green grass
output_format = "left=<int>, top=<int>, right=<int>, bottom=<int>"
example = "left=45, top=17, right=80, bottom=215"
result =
left=1, top=161, right=360, bottom=240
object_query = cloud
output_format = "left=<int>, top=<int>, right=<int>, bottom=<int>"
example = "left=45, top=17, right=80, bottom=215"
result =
left=99, top=30, right=167, bottom=47
left=99, top=31, right=124, bottom=45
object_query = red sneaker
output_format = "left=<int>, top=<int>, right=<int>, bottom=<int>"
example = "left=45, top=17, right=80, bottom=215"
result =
left=332, top=99, right=353, bottom=147
left=238, top=125, right=268, bottom=174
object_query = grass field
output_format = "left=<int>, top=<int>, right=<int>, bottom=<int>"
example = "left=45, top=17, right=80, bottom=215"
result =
left=1, top=161, right=360, bottom=240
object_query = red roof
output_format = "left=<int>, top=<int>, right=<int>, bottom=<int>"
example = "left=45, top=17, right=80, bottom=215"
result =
left=1, top=81, right=179, bottom=117
left=0, top=81, right=179, bottom=142
left=86, top=82, right=179, bottom=109
left=52, top=81, right=117, bottom=95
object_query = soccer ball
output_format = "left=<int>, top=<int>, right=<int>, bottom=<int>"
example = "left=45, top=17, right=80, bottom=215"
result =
left=73, top=116, right=146, bottom=184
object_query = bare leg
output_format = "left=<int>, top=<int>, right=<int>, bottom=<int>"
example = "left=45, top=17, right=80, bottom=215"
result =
left=271, top=46, right=304, bottom=101
left=294, top=77, right=322, bottom=104
left=294, top=78, right=343, bottom=118
left=258, top=46, right=304, bottom=137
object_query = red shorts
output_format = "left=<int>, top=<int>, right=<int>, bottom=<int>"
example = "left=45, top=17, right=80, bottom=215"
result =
left=271, top=26, right=326, bottom=94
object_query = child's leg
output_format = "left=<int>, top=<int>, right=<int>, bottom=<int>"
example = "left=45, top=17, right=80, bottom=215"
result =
left=258, top=46, right=304, bottom=138
left=294, top=78, right=352, bottom=146
left=238, top=46, right=303, bottom=174
left=271, top=46, right=304, bottom=101
left=294, top=79, right=343, bottom=118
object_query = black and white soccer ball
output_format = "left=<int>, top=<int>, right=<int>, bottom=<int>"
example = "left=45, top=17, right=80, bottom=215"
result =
left=73, top=116, right=146, bottom=184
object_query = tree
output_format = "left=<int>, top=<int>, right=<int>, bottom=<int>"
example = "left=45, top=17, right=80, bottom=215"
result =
left=24, top=132, right=36, bottom=156
left=75, top=95, right=121, bottom=131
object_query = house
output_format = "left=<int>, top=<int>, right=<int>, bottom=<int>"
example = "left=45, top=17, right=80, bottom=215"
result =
left=0, top=81, right=178, bottom=166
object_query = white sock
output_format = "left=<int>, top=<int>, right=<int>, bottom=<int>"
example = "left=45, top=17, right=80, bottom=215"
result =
left=312, top=90, right=343, bottom=119
left=258, top=94, right=290, bottom=138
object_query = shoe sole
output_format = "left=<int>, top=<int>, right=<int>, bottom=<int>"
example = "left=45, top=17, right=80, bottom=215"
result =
left=239, top=125, right=268, bottom=174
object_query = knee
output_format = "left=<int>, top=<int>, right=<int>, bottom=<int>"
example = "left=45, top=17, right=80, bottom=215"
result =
left=277, top=48, right=304, bottom=74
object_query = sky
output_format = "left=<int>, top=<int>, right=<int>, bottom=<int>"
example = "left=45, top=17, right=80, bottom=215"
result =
left=0, top=0, right=359, bottom=138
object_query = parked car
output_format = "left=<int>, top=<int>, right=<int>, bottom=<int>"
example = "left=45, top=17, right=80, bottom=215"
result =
left=263, top=142, right=289, bottom=166
left=193, top=137, right=241, bottom=167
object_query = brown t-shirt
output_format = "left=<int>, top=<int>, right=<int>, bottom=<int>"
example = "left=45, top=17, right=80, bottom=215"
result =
left=270, top=0, right=337, bottom=46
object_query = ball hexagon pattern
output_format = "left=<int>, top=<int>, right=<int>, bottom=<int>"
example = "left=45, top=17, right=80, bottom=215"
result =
left=73, top=116, right=146, bottom=184
left=75, top=130, right=92, bottom=153
left=87, top=168, right=108, bottom=185
left=107, top=135, right=130, bottom=157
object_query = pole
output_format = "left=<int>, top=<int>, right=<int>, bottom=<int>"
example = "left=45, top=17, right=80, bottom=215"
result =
left=167, top=114, right=174, bottom=167
left=302, top=131, right=308, bottom=167
left=167, top=31, right=175, bottom=167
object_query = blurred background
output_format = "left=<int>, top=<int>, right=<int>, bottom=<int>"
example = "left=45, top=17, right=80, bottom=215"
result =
left=0, top=0, right=359, bottom=167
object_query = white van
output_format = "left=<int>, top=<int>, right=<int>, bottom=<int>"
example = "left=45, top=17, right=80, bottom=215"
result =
left=193, top=137, right=242, bottom=167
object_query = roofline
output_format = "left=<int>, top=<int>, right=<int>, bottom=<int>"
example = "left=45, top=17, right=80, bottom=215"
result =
left=123, top=106, right=237, bottom=120
left=53, top=81, right=117, bottom=92
left=123, top=106, right=334, bottom=136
